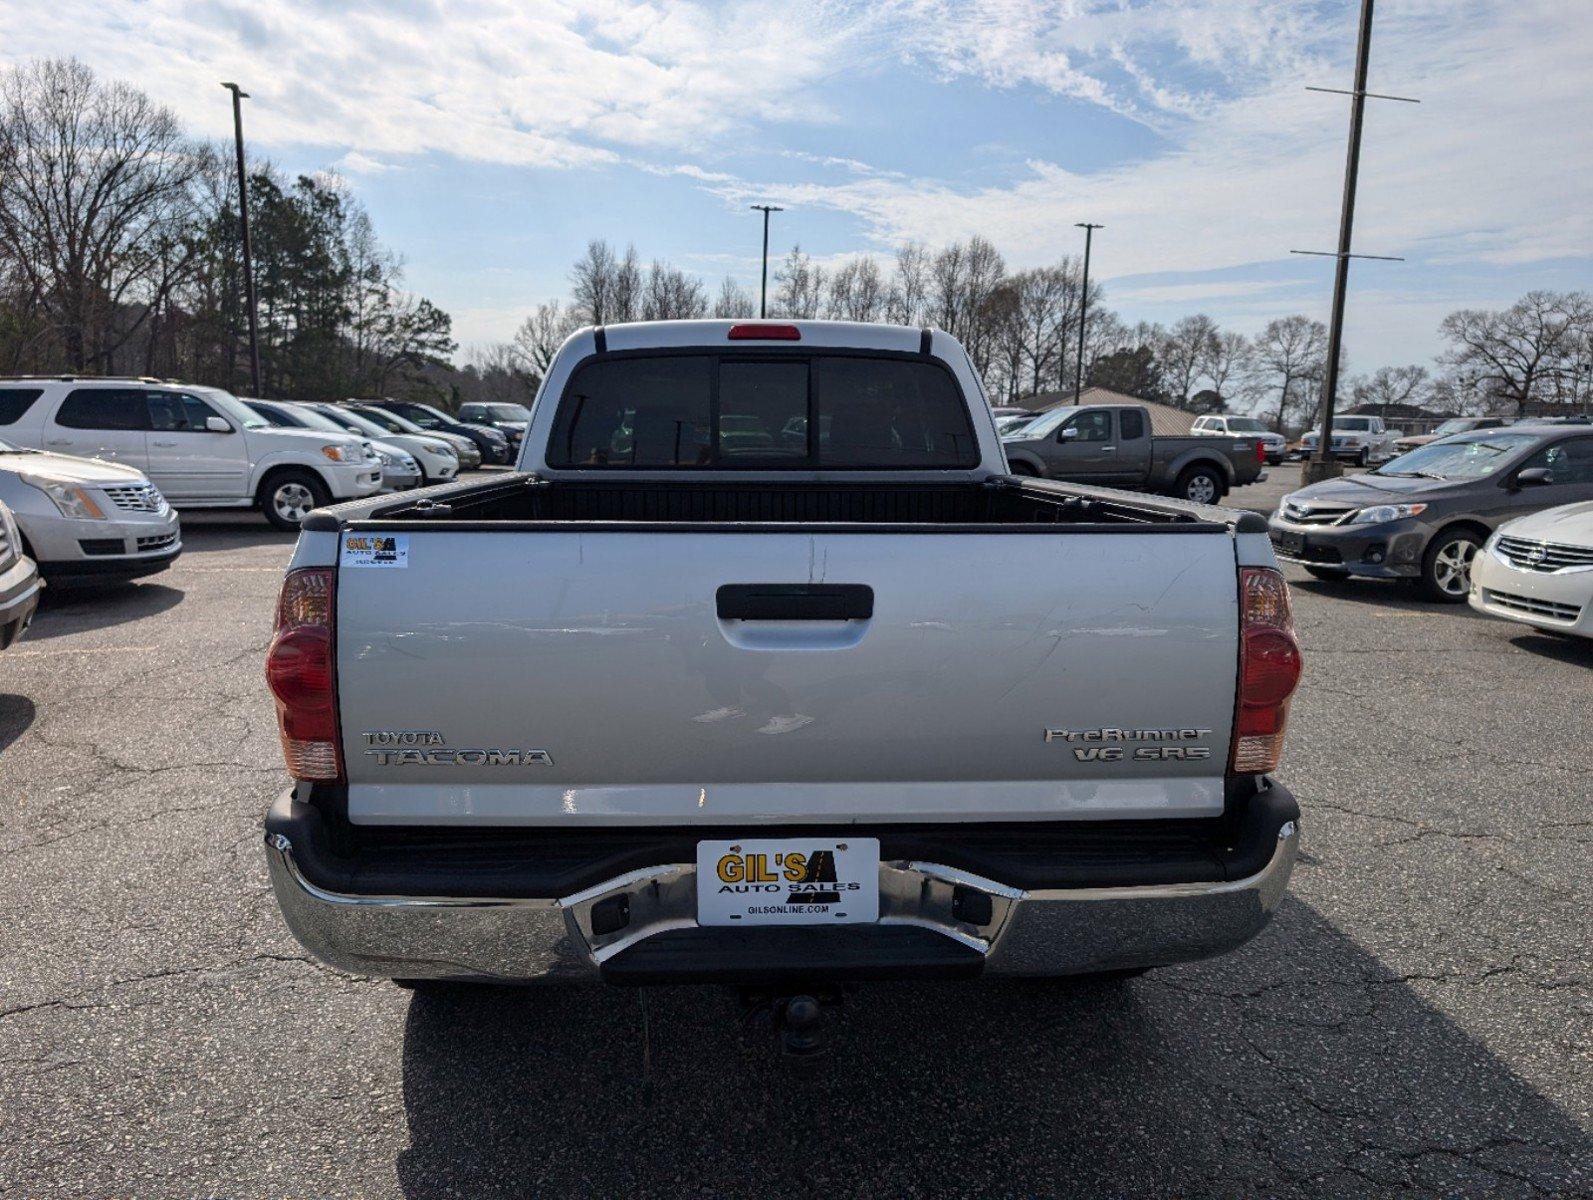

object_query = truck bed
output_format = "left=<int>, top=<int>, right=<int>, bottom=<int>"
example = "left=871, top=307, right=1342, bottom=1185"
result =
left=306, top=472, right=1245, bottom=531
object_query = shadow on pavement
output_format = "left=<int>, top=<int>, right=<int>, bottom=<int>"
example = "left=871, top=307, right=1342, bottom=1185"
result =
left=0, top=694, right=36, bottom=755
left=25, top=581, right=184, bottom=640
left=394, top=898, right=1587, bottom=1197
left=1507, top=631, right=1593, bottom=666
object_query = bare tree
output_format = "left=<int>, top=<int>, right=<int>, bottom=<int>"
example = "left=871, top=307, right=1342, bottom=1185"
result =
left=612, top=244, right=642, bottom=323
left=568, top=239, right=617, bottom=325
left=712, top=276, right=754, bottom=319
left=512, top=299, right=580, bottom=382
left=885, top=241, right=930, bottom=326
left=641, top=259, right=708, bottom=320
left=1439, top=291, right=1592, bottom=418
left=1081, top=307, right=1127, bottom=388
left=1200, top=329, right=1250, bottom=405
left=459, top=342, right=534, bottom=404
left=827, top=256, right=886, bottom=322
left=774, top=245, right=824, bottom=319
left=1160, top=314, right=1219, bottom=408
left=926, top=242, right=968, bottom=337
left=1001, top=265, right=1074, bottom=398
left=0, top=57, right=209, bottom=370
left=925, top=236, right=1005, bottom=375
left=1350, top=364, right=1430, bottom=418
left=1251, top=315, right=1328, bottom=432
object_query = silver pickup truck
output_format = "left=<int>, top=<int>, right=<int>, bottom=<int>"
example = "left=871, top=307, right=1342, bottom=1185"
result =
left=262, top=320, right=1302, bottom=1016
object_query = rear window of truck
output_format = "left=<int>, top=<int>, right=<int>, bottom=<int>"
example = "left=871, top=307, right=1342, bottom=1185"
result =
left=549, top=353, right=979, bottom=469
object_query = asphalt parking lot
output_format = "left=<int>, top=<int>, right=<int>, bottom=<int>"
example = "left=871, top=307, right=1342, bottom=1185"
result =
left=1, top=476, right=1589, bottom=1198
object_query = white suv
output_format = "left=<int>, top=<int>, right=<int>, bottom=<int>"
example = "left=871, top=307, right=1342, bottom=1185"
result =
left=0, top=378, right=382, bottom=529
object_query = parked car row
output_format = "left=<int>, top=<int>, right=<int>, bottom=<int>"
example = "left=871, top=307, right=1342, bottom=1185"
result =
left=1268, top=423, right=1593, bottom=636
left=367, top=399, right=514, bottom=465
left=0, top=378, right=517, bottom=620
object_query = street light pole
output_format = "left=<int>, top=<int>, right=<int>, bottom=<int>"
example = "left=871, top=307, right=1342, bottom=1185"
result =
left=749, top=204, right=783, bottom=318
left=222, top=82, right=262, bottom=396
left=1073, top=223, right=1103, bottom=402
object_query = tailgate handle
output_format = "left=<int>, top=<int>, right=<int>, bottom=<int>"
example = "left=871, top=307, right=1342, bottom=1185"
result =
left=717, top=583, right=873, bottom=621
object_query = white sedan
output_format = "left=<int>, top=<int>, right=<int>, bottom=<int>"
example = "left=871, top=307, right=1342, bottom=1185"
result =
left=1469, top=500, right=1593, bottom=638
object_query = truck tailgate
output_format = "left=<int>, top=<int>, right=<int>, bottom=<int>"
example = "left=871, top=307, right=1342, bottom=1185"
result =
left=336, top=529, right=1239, bottom=825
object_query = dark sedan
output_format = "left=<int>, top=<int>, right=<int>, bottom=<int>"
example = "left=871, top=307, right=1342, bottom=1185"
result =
left=368, top=399, right=513, bottom=465
left=1267, top=426, right=1593, bottom=601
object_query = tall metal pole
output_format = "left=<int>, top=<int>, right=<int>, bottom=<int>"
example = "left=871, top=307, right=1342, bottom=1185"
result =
left=1306, top=0, right=1375, bottom=483
left=222, top=83, right=262, bottom=396
left=1073, top=223, right=1102, bottom=402
left=749, top=204, right=782, bottom=318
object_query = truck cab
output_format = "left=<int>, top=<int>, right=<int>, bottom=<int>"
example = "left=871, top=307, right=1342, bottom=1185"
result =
left=1000, top=404, right=1150, bottom=485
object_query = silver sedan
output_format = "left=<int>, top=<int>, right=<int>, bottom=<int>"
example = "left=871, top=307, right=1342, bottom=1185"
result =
left=0, top=437, right=181, bottom=583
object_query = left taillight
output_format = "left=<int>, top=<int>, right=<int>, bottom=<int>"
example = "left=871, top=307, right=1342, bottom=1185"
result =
left=1230, top=567, right=1302, bottom=775
left=265, top=567, right=341, bottom=781
left=1255, top=440, right=1267, bottom=464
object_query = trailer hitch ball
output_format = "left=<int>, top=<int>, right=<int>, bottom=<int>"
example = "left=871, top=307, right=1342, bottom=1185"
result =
left=779, top=994, right=825, bottom=1058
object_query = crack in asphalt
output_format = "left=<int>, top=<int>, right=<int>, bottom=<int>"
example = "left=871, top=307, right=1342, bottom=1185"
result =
left=0, top=952, right=381, bottom=1022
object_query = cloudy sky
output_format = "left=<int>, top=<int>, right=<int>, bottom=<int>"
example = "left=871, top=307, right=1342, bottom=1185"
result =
left=3, top=0, right=1588, bottom=369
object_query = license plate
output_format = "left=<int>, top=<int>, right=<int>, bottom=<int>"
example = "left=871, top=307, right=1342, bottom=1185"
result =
left=1273, top=531, right=1304, bottom=557
left=696, top=838, right=880, bottom=926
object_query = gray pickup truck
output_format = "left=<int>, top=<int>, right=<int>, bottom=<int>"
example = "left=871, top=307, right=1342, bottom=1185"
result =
left=1001, top=403, right=1268, bottom=504
left=260, top=320, right=1302, bottom=1045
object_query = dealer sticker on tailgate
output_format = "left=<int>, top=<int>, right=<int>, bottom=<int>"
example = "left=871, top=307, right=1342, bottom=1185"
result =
left=696, top=838, right=880, bottom=926
left=341, top=534, right=408, bottom=569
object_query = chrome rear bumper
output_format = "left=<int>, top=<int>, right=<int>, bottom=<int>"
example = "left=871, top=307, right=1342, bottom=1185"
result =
left=264, top=816, right=1298, bottom=983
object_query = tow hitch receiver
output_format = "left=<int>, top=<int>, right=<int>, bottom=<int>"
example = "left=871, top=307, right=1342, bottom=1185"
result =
left=742, top=986, right=844, bottom=1064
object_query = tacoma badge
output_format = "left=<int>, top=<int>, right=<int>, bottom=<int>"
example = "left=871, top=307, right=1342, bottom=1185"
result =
left=361, top=730, right=552, bottom=766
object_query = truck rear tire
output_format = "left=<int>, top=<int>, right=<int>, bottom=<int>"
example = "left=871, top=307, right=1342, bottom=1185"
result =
left=1176, top=465, right=1223, bottom=505
left=259, top=469, right=331, bottom=531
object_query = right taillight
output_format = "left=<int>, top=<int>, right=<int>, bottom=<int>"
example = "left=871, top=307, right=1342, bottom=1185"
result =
left=1231, top=567, right=1302, bottom=775
left=265, top=568, right=342, bottom=781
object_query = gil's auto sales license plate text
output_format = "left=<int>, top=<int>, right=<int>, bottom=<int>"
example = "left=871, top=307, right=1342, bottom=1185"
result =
left=696, top=838, right=880, bottom=926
